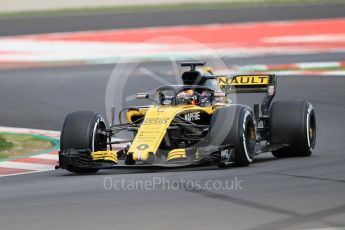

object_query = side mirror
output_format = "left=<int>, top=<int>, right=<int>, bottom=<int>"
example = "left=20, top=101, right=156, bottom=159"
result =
left=136, top=93, right=159, bottom=105
left=136, top=93, right=149, bottom=99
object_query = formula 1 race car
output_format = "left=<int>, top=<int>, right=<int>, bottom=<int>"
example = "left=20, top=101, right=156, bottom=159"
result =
left=58, top=62, right=316, bottom=173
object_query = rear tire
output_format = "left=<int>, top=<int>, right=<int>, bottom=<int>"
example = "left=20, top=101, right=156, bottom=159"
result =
left=269, top=100, right=316, bottom=158
left=210, top=105, right=256, bottom=166
left=60, top=111, right=107, bottom=173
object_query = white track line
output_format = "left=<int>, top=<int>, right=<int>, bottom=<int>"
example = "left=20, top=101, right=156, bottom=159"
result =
left=297, top=62, right=342, bottom=69
left=30, top=154, right=58, bottom=160
left=0, top=161, right=54, bottom=171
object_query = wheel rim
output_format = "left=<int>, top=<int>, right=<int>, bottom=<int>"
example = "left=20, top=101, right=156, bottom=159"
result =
left=92, top=119, right=107, bottom=152
left=245, top=120, right=256, bottom=159
left=307, top=112, right=316, bottom=150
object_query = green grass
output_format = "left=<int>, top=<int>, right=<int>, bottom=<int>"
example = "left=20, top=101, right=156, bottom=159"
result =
left=0, top=133, right=53, bottom=160
left=0, top=0, right=343, bottom=19
left=0, top=135, right=14, bottom=151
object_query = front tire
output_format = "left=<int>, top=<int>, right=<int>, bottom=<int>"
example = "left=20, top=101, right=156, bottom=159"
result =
left=269, top=100, right=316, bottom=158
left=60, top=111, right=107, bottom=173
left=209, top=105, right=256, bottom=166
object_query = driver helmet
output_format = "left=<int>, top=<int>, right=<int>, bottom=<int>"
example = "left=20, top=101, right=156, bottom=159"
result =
left=176, top=89, right=198, bottom=105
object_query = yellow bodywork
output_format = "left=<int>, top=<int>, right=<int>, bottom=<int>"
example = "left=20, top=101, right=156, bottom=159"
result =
left=200, top=67, right=215, bottom=74
left=126, top=108, right=148, bottom=123
left=167, top=149, right=187, bottom=161
left=91, top=150, right=118, bottom=163
left=127, top=105, right=214, bottom=162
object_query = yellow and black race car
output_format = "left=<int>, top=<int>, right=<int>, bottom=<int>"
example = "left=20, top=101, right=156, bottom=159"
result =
left=58, top=62, right=316, bottom=173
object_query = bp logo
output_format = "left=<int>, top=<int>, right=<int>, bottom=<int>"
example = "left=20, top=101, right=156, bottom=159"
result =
left=136, top=144, right=149, bottom=151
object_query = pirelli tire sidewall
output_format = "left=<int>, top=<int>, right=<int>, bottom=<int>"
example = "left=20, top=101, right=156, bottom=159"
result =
left=210, top=105, right=256, bottom=166
left=60, top=111, right=106, bottom=173
left=231, top=107, right=256, bottom=166
left=269, top=100, right=316, bottom=158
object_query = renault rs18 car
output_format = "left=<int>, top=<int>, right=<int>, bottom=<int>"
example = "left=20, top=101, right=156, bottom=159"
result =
left=58, top=62, right=316, bottom=173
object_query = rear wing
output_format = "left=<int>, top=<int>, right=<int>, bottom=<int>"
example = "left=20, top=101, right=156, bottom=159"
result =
left=217, top=74, right=277, bottom=118
left=217, top=74, right=276, bottom=94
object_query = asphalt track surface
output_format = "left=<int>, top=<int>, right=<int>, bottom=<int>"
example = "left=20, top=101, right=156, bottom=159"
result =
left=1, top=3, right=345, bottom=230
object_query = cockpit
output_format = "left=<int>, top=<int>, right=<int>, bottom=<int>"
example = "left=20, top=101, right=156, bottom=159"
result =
left=156, top=85, right=219, bottom=107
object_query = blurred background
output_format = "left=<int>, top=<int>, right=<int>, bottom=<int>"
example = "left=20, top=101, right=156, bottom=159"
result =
left=0, top=0, right=345, bottom=129
left=0, top=1, right=345, bottom=230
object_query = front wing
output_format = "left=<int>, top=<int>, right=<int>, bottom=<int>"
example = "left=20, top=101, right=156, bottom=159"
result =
left=58, top=144, right=232, bottom=170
